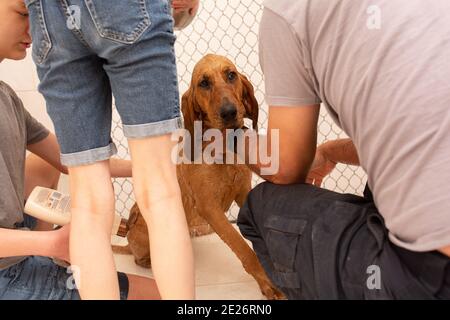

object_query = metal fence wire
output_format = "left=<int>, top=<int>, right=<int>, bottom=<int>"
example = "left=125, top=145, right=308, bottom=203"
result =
left=111, top=0, right=367, bottom=220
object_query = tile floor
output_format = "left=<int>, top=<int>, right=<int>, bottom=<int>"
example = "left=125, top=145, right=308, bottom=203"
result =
left=112, top=224, right=264, bottom=300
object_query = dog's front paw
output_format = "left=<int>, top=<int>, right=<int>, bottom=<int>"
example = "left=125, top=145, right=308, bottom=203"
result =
left=261, top=284, right=286, bottom=300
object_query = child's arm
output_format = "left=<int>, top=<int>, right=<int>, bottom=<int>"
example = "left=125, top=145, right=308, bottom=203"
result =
left=27, top=133, right=67, bottom=174
left=27, top=133, right=132, bottom=177
left=0, top=224, right=69, bottom=262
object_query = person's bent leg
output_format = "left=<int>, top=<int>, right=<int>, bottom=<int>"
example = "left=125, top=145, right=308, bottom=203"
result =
left=128, top=136, right=195, bottom=300
left=24, top=154, right=61, bottom=198
left=237, top=182, right=374, bottom=299
left=237, top=182, right=310, bottom=299
left=68, top=161, right=119, bottom=299
left=0, top=256, right=160, bottom=300
left=238, top=182, right=450, bottom=299
left=0, top=256, right=81, bottom=300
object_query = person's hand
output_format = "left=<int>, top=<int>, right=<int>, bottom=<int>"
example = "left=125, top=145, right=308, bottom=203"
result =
left=172, top=0, right=200, bottom=15
left=306, top=144, right=337, bottom=187
left=51, top=224, right=71, bottom=264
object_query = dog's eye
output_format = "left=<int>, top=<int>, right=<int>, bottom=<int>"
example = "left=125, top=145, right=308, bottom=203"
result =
left=227, top=72, right=237, bottom=82
left=199, top=79, right=210, bottom=89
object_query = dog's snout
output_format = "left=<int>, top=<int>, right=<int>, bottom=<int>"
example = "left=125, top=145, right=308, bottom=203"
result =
left=220, top=103, right=237, bottom=122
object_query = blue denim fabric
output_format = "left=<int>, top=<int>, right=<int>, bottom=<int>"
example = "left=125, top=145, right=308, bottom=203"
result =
left=25, top=0, right=182, bottom=166
left=0, top=215, right=129, bottom=300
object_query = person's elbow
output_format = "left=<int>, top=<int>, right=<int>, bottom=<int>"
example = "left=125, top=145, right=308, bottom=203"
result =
left=269, top=170, right=307, bottom=185
left=59, top=165, right=69, bottom=175
left=265, top=162, right=309, bottom=185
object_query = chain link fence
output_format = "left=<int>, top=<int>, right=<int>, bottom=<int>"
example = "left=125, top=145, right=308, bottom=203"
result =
left=111, top=0, right=367, bottom=220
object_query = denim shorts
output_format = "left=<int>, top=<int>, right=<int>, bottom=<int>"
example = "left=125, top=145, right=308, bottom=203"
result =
left=25, top=0, right=182, bottom=166
left=0, top=215, right=129, bottom=300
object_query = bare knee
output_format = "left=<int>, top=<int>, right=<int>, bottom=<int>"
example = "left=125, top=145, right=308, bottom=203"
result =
left=128, top=136, right=184, bottom=215
left=68, top=161, right=115, bottom=220
left=133, top=167, right=182, bottom=213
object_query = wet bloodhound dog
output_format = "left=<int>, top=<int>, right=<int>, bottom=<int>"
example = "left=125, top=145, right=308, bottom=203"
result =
left=113, top=54, right=283, bottom=299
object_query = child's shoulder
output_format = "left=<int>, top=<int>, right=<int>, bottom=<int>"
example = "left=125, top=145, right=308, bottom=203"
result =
left=0, top=80, right=18, bottom=98
left=0, top=80, right=25, bottom=111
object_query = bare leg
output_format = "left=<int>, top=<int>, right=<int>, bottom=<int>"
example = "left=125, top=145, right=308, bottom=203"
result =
left=24, top=154, right=61, bottom=231
left=69, top=160, right=119, bottom=299
left=126, top=274, right=161, bottom=300
left=128, top=134, right=195, bottom=299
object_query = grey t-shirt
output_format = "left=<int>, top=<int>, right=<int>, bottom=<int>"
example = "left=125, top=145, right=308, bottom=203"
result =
left=260, top=0, right=450, bottom=251
left=0, top=81, right=49, bottom=269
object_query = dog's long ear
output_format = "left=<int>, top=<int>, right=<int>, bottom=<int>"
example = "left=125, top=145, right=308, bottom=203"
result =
left=181, top=85, right=200, bottom=138
left=127, top=204, right=140, bottom=229
left=239, top=73, right=259, bottom=131
left=181, top=85, right=201, bottom=162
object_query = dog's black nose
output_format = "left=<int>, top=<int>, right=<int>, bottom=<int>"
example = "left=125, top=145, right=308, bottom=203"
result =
left=220, top=103, right=237, bottom=122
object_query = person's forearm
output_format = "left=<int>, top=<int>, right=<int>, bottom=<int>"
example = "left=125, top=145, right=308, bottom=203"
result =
left=0, top=228, right=58, bottom=259
left=109, top=158, right=132, bottom=178
left=245, top=134, right=276, bottom=180
left=321, top=139, right=359, bottom=166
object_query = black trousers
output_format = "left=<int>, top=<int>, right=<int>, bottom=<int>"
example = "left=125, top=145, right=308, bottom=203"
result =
left=237, top=182, right=450, bottom=299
